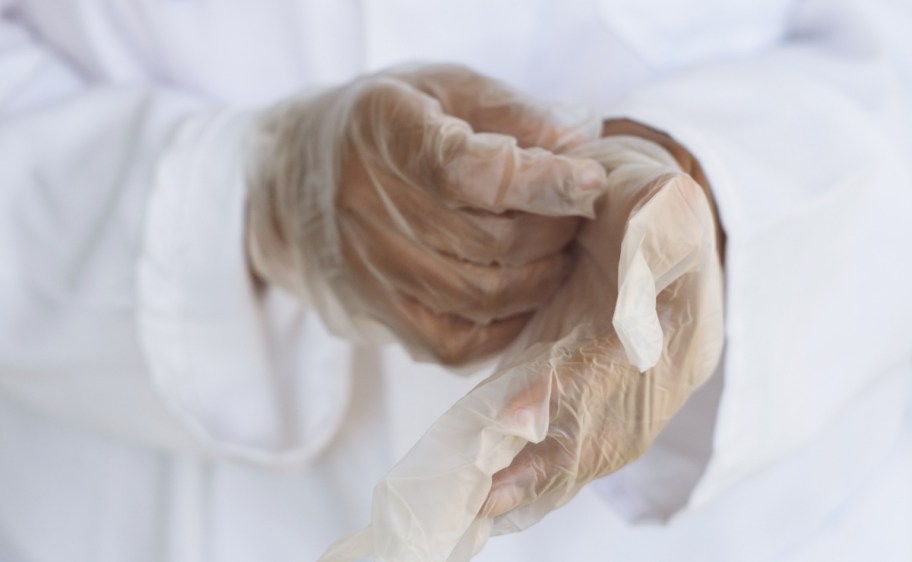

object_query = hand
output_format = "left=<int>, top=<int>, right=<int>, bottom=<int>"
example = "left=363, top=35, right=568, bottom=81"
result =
left=315, top=136, right=725, bottom=562
left=246, top=65, right=608, bottom=363
left=480, top=135, right=724, bottom=529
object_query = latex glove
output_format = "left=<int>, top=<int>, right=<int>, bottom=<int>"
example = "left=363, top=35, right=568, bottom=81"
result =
left=601, top=117, right=726, bottom=259
left=317, top=135, right=723, bottom=562
left=246, top=65, right=608, bottom=362
left=481, top=135, right=725, bottom=527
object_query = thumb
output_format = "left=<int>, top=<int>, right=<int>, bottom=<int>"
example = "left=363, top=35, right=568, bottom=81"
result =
left=482, top=459, right=541, bottom=519
left=481, top=438, right=565, bottom=519
left=613, top=173, right=711, bottom=371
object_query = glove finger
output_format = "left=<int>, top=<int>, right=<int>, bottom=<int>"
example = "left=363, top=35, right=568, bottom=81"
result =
left=340, top=160, right=582, bottom=266
left=394, top=64, right=599, bottom=150
left=481, top=437, right=570, bottom=519
left=391, top=294, right=531, bottom=365
left=340, top=210, right=571, bottom=323
left=415, top=207, right=583, bottom=266
left=442, top=134, right=608, bottom=217
left=350, top=78, right=608, bottom=218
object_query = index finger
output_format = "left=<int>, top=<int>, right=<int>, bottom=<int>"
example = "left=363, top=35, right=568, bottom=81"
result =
left=349, top=77, right=609, bottom=217
left=442, top=132, right=608, bottom=217
left=394, top=64, right=600, bottom=151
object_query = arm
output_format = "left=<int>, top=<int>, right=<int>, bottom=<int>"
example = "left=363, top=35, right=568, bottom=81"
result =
left=0, top=6, right=352, bottom=463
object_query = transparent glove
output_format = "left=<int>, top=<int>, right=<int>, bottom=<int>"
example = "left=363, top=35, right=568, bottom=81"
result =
left=246, top=65, right=608, bottom=362
left=481, top=135, right=725, bottom=526
left=318, top=135, right=724, bottom=561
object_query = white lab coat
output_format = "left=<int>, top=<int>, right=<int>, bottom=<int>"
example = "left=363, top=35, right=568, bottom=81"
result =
left=1, top=0, right=911, bottom=560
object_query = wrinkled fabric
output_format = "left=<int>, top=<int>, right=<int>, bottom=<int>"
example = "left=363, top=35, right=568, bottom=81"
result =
left=319, top=136, right=724, bottom=561
left=246, top=65, right=608, bottom=363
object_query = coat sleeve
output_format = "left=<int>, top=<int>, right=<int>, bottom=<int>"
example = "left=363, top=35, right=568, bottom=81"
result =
left=0, top=5, right=353, bottom=466
left=594, top=0, right=912, bottom=520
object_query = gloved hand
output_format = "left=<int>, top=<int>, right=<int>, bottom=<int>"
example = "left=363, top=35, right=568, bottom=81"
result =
left=245, top=65, right=608, bottom=362
left=316, top=135, right=724, bottom=562
left=481, top=135, right=725, bottom=527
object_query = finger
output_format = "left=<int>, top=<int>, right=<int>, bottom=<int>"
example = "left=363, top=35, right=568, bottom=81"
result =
left=454, top=210, right=582, bottom=265
left=482, top=438, right=567, bottom=518
left=364, top=174, right=583, bottom=265
left=613, top=174, right=713, bottom=370
left=470, top=102, right=599, bottom=153
left=392, top=295, right=531, bottom=365
left=601, top=118, right=726, bottom=260
left=442, top=135, right=609, bottom=217
left=394, top=64, right=600, bottom=150
left=349, top=78, right=608, bottom=218
left=410, top=206, right=583, bottom=266
left=340, top=126, right=584, bottom=266
left=340, top=208, right=571, bottom=323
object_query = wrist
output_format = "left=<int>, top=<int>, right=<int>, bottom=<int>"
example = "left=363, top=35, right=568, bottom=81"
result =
left=243, top=106, right=310, bottom=296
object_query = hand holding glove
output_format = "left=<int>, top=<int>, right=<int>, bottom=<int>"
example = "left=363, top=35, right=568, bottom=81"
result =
left=481, top=135, right=724, bottom=526
left=318, top=133, right=724, bottom=562
left=245, top=65, right=608, bottom=362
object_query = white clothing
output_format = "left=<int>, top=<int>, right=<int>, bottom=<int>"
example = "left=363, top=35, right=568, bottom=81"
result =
left=1, top=0, right=911, bottom=560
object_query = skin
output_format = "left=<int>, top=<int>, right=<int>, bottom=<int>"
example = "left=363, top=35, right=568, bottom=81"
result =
left=481, top=126, right=727, bottom=519
left=332, top=72, right=609, bottom=363
left=246, top=66, right=610, bottom=365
